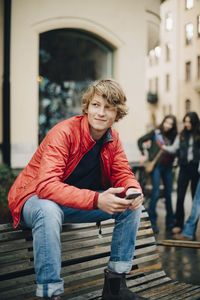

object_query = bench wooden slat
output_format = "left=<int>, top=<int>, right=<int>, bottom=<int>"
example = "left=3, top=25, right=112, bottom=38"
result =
left=0, top=209, right=200, bottom=300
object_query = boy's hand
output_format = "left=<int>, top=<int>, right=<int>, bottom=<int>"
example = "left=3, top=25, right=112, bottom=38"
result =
left=126, top=188, right=144, bottom=210
left=97, top=187, right=143, bottom=214
left=97, top=187, right=132, bottom=214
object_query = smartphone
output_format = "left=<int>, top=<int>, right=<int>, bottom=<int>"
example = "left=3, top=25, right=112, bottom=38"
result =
left=126, top=192, right=142, bottom=199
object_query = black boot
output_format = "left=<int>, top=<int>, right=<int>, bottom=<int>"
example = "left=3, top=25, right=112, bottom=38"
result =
left=102, top=269, right=148, bottom=300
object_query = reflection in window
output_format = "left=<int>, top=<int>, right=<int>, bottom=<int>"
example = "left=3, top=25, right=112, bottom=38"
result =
left=185, top=61, right=191, bottom=81
left=185, top=23, right=193, bottom=45
left=38, top=29, right=113, bottom=143
left=165, top=12, right=173, bottom=31
left=185, top=0, right=194, bottom=9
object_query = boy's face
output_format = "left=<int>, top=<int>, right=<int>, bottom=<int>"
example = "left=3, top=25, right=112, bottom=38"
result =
left=86, top=93, right=117, bottom=140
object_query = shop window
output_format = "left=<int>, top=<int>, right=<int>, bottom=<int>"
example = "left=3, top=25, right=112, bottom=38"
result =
left=38, top=29, right=113, bottom=143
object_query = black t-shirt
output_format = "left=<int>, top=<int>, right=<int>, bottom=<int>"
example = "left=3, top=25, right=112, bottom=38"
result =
left=64, top=138, right=103, bottom=191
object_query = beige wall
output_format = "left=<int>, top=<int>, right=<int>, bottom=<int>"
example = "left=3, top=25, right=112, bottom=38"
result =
left=10, top=0, right=160, bottom=167
left=0, top=0, right=3, bottom=164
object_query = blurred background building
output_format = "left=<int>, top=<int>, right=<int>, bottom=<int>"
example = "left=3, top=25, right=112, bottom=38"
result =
left=1, top=0, right=199, bottom=169
left=146, top=0, right=200, bottom=129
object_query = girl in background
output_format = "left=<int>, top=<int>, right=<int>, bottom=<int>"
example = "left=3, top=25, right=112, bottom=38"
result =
left=162, top=112, right=200, bottom=234
left=138, top=115, right=177, bottom=234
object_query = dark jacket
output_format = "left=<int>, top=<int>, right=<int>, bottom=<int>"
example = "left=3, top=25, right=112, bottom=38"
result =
left=137, top=130, right=160, bottom=162
left=178, top=136, right=200, bottom=165
left=138, top=129, right=175, bottom=165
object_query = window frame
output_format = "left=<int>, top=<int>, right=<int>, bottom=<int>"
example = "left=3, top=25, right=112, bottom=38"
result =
left=185, top=61, right=191, bottom=81
left=185, top=23, right=194, bottom=45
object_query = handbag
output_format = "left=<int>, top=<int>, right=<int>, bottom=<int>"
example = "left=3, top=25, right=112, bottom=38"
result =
left=145, top=149, right=163, bottom=174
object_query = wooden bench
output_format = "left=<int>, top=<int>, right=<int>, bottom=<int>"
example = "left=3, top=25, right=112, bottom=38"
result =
left=1, top=208, right=200, bottom=300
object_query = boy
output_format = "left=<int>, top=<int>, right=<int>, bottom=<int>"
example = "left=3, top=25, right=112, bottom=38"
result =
left=8, top=79, right=146, bottom=300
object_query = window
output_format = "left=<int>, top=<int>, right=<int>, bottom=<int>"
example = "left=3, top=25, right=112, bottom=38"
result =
left=38, top=29, right=113, bottom=143
left=185, top=99, right=191, bottom=113
left=198, top=56, right=200, bottom=79
left=165, top=43, right=171, bottom=61
left=155, top=77, right=158, bottom=93
left=166, top=74, right=170, bottom=91
left=165, top=12, right=173, bottom=31
left=185, top=61, right=191, bottom=81
left=162, top=105, right=166, bottom=117
left=185, top=0, right=194, bottom=9
left=197, top=16, right=200, bottom=37
left=168, top=104, right=172, bottom=114
left=185, top=23, right=193, bottom=45
left=149, top=79, right=152, bottom=92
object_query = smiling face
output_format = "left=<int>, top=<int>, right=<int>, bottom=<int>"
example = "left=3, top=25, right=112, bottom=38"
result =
left=184, top=116, right=192, bottom=131
left=86, top=93, right=117, bottom=141
left=163, top=117, right=174, bottom=132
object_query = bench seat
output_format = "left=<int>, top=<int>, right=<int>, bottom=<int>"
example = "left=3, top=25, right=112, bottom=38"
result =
left=0, top=209, right=200, bottom=300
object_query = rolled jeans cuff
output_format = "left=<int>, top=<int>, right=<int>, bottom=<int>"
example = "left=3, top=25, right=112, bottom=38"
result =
left=36, top=280, right=64, bottom=298
left=108, top=260, right=132, bottom=274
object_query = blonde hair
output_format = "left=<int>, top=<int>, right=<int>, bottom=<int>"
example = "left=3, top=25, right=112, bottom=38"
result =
left=82, top=78, right=128, bottom=121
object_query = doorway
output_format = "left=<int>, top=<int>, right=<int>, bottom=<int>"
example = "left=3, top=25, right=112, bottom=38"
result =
left=38, top=29, right=113, bottom=143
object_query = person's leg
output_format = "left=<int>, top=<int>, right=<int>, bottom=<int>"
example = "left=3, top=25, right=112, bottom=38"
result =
left=190, top=163, right=200, bottom=198
left=148, top=166, right=161, bottom=233
left=174, top=166, right=190, bottom=229
left=61, top=205, right=142, bottom=274
left=23, top=195, right=144, bottom=299
left=61, top=204, right=146, bottom=299
left=182, top=179, right=200, bottom=238
left=22, top=195, right=64, bottom=298
left=161, top=166, right=174, bottom=230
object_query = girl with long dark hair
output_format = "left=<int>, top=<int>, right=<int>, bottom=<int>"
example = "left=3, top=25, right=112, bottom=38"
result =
left=138, top=114, right=177, bottom=233
left=162, top=112, right=200, bottom=233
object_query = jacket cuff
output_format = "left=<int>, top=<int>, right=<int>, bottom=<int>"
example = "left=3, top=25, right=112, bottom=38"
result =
left=93, top=192, right=99, bottom=209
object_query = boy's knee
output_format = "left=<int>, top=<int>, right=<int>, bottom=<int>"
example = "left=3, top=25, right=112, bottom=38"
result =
left=23, top=198, right=63, bottom=228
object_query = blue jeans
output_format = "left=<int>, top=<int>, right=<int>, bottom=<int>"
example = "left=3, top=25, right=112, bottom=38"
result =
left=182, top=178, right=200, bottom=238
left=22, top=195, right=142, bottom=298
left=148, top=165, right=174, bottom=229
left=175, top=163, right=199, bottom=228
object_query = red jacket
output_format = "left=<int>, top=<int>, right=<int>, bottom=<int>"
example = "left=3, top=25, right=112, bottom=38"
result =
left=8, top=115, right=141, bottom=228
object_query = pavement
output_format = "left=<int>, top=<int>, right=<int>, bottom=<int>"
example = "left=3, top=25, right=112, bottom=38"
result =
left=144, top=190, right=200, bottom=286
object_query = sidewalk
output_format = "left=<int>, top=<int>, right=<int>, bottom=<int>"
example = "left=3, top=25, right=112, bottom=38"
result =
left=148, top=191, right=200, bottom=285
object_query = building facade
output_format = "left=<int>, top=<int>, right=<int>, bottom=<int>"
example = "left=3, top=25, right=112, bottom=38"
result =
left=0, top=0, right=161, bottom=168
left=146, top=0, right=200, bottom=128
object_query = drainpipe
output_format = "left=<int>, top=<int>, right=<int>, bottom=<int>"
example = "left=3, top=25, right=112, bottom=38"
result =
left=2, top=0, right=11, bottom=166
